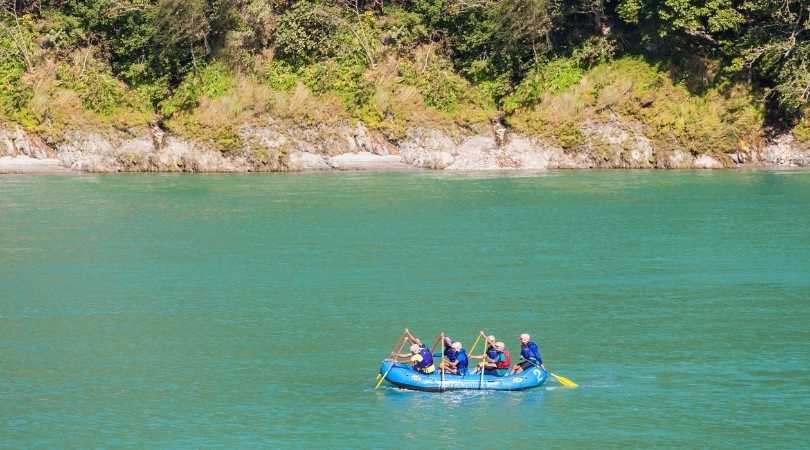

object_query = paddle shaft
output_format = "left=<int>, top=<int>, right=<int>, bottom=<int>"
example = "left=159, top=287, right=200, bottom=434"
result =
left=375, top=335, right=411, bottom=389
left=468, top=333, right=482, bottom=356
left=440, top=332, right=445, bottom=390
left=374, top=362, right=397, bottom=390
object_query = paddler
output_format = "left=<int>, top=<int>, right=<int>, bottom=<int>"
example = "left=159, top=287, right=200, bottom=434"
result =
left=393, top=343, right=436, bottom=374
left=486, top=342, right=511, bottom=377
left=438, top=341, right=468, bottom=375
left=470, top=334, right=497, bottom=374
left=392, top=329, right=435, bottom=374
left=485, top=334, right=498, bottom=359
left=471, top=340, right=511, bottom=376
left=511, top=333, right=543, bottom=374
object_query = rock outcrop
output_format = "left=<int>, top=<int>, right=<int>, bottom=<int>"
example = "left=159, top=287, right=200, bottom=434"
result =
left=0, top=124, right=58, bottom=159
left=2, top=117, right=809, bottom=173
left=760, top=134, right=810, bottom=167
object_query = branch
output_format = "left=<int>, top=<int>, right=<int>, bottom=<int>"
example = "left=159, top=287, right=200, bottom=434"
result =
left=0, top=2, right=34, bottom=72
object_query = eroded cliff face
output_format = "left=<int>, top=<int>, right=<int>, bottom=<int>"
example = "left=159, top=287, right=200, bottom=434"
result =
left=2, top=117, right=809, bottom=173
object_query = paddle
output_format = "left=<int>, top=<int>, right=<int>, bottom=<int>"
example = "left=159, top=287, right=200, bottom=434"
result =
left=524, top=359, right=578, bottom=388
left=467, top=333, right=482, bottom=356
left=374, top=359, right=398, bottom=390
left=551, top=372, right=578, bottom=388
left=375, top=333, right=410, bottom=390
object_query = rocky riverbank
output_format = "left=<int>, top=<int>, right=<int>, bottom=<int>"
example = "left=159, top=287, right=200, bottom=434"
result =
left=2, top=118, right=809, bottom=173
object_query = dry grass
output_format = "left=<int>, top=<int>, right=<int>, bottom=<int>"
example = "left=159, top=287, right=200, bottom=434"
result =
left=11, top=55, right=153, bottom=140
left=508, top=57, right=764, bottom=154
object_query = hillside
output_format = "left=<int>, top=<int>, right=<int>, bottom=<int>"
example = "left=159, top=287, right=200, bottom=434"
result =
left=1, top=0, right=809, bottom=171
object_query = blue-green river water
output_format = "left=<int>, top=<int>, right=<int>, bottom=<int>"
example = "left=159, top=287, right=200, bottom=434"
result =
left=2, top=171, right=810, bottom=448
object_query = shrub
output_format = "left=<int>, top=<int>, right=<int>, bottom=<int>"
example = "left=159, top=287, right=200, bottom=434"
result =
left=794, top=114, right=810, bottom=143
left=298, top=59, right=373, bottom=110
left=160, top=63, right=235, bottom=117
left=39, top=10, right=86, bottom=54
left=572, top=36, right=616, bottom=68
left=502, top=58, right=584, bottom=113
left=265, top=60, right=298, bottom=91
left=398, top=51, right=492, bottom=117
left=378, top=7, right=430, bottom=51
left=0, top=42, right=33, bottom=121
left=273, top=1, right=341, bottom=65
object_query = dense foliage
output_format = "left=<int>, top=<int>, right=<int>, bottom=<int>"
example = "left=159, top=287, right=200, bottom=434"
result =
left=1, top=0, right=808, bottom=145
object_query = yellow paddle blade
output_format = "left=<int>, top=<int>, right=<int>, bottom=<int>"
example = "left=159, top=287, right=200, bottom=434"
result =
left=551, top=372, right=578, bottom=388
left=374, top=373, right=388, bottom=389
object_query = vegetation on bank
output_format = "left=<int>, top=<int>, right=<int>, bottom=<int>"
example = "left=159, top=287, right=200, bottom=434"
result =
left=1, top=0, right=808, bottom=153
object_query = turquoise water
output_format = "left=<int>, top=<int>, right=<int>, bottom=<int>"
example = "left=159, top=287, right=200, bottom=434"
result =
left=2, top=171, right=809, bottom=448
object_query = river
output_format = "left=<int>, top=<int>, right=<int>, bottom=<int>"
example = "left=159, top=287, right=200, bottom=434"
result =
left=2, top=171, right=809, bottom=448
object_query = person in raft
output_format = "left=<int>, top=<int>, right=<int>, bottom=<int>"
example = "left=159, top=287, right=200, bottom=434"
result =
left=483, top=334, right=498, bottom=360
left=393, top=329, right=435, bottom=374
left=471, top=341, right=511, bottom=376
left=470, top=334, right=497, bottom=374
left=393, top=343, right=436, bottom=374
left=510, top=333, right=543, bottom=374
left=438, top=341, right=469, bottom=375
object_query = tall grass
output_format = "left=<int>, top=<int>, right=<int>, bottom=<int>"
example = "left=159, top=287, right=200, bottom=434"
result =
left=508, top=57, right=764, bottom=154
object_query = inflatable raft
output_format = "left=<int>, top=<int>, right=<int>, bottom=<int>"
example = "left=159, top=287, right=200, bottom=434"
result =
left=377, top=360, right=549, bottom=391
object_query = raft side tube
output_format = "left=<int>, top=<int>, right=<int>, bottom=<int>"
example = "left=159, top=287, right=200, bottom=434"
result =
left=377, top=360, right=548, bottom=391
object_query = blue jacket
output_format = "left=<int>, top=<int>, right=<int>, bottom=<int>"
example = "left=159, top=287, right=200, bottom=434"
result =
left=486, top=346, right=497, bottom=360
left=456, top=349, right=469, bottom=374
left=520, top=341, right=542, bottom=364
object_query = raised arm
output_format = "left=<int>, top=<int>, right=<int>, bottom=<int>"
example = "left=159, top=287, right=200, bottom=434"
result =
left=404, top=328, right=422, bottom=346
left=391, top=352, right=414, bottom=362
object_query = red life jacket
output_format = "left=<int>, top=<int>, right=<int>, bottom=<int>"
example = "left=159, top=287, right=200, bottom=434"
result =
left=496, top=351, right=511, bottom=369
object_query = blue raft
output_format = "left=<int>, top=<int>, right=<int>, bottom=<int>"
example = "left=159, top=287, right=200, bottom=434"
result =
left=378, top=360, right=549, bottom=391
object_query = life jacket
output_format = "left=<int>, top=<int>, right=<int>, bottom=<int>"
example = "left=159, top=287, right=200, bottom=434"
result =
left=496, top=351, right=511, bottom=369
left=456, top=349, right=469, bottom=371
left=414, top=346, right=434, bottom=370
left=521, top=341, right=541, bottom=363
left=486, top=346, right=497, bottom=359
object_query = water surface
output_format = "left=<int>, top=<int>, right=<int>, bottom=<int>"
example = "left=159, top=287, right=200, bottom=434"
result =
left=2, top=171, right=809, bottom=448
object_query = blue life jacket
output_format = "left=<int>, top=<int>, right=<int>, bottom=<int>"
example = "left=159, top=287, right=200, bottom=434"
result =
left=456, top=349, right=469, bottom=374
left=520, top=341, right=542, bottom=364
left=444, top=346, right=459, bottom=362
left=487, top=346, right=497, bottom=360
left=414, top=346, right=433, bottom=369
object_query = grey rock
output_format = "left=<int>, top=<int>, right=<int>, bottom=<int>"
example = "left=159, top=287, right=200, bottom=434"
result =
left=446, top=136, right=499, bottom=170
left=0, top=125, right=56, bottom=159
left=288, top=151, right=330, bottom=170
left=581, top=119, right=654, bottom=168
left=328, top=152, right=410, bottom=170
left=399, top=128, right=458, bottom=169
left=5, top=115, right=810, bottom=172
left=656, top=148, right=693, bottom=169
left=0, top=155, right=70, bottom=173
left=761, top=134, right=810, bottom=167
left=693, top=154, right=725, bottom=169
